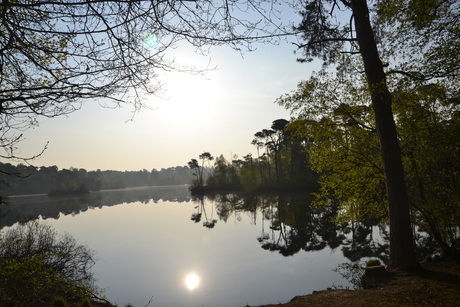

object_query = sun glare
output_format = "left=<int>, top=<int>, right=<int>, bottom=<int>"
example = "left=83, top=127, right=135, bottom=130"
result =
left=185, top=273, right=200, bottom=291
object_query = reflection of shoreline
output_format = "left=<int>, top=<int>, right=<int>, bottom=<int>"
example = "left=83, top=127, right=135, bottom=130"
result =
left=8, top=193, right=49, bottom=198
left=195, top=193, right=394, bottom=262
left=7, top=184, right=190, bottom=198
left=0, top=185, right=192, bottom=228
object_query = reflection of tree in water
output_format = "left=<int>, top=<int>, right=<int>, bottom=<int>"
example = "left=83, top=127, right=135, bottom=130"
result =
left=212, top=193, right=247, bottom=223
left=257, top=195, right=275, bottom=252
left=341, top=223, right=389, bottom=262
left=208, top=193, right=348, bottom=256
left=209, top=193, right=393, bottom=260
left=0, top=185, right=192, bottom=227
left=257, top=194, right=342, bottom=256
left=191, top=196, right=217, bottom=229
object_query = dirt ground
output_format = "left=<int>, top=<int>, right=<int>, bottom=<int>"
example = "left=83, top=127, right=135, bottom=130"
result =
left=253, top=259, right=460, bottom=307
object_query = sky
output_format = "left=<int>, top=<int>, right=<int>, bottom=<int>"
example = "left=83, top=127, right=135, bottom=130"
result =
left=13, top=36, right=321, bottom=172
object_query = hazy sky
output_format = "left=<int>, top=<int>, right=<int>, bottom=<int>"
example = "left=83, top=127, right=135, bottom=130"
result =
left=14, top=39, right=320, bottom=172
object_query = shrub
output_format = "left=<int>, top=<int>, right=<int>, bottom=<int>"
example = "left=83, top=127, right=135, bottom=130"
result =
left=52, top=297, right=69, bottom=307
left=333, top=262, right=365, bottom=290
left=79, top=298, right=93, bottom=307
left=366, top=259, right=381, bottom=267
left=0, top=221, right=96, bottom=288
left=0, top=221, right=104, bottom=305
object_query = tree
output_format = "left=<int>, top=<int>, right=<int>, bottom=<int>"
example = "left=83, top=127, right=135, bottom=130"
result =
left=252, top=119, right=290, bottom=186
left=269, top=119, right=290, bottom=185
left=206, top=154, right=241, bottom=189
left=0, top=221, right=96, bottom=287
left=291, top=0, right=459, bottom=270
left=394, top=84, right=460, bottom=257
left=252, top=131, right=273, bottom=185
left=1, top=0, right=297, bottom=161
left=238, top=153, right=261, bottom=191
left=278, top=69, right=388, bottom=223
left=188, top=151, right=214, bottom=188
left=278, top=63, right=460, bottom=262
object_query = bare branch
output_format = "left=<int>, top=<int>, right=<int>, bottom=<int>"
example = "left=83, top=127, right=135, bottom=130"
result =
left=0, top=0, right=299, bottom=161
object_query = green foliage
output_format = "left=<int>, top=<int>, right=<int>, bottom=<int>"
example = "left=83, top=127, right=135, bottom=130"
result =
left=52, top=297, right=69, bottom=307
left=0, top=221, right=102, bottom=305
left=332, top=262, right=365, bottom=290
left=247, top=119, right=318, bottom=192
left=393, top=84, right=460, bottom=254
left=79, top=299, right=92, bottom=307
left=375, top=0, right=459, bottom=82
left=278, top=64, right=460, bottom=255
left=239, top=163, right=260, bottom=192
left=0, top=256, right=91, bottom=305
left=252, top=119, right=291, bottom=186
left=1, top=301, right=19, bottom=307
left=206, top=155, right=241, bottom=190
left=293, top=0, right=459, bottom=270
left=189, top=118, right=318, bottom=193
left=48, top=181, right=90, bottom=196
left=366, top=259, right=381, bottom=267
left=278, top=69, right=387, bottom=223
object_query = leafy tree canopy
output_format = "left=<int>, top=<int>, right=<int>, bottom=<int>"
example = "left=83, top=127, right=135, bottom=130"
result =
left=277, top=59, right=460, bottom=256
left=289, top=0, right=459, bottom=270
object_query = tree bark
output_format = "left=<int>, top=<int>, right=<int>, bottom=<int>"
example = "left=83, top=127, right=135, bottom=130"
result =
left=351, top=0, right=419, bottom=270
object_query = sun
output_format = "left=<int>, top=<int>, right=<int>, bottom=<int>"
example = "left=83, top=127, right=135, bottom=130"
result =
left=185, top=273, right=200, bottom=291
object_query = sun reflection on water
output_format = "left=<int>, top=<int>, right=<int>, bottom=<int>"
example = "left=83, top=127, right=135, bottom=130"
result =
left=184, top=273, right=200, bottom=291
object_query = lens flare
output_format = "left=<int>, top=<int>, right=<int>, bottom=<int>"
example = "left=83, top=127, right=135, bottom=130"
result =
left=141, top=32, right=160, bottom=50
left=185, top=273, right=200, bottom=291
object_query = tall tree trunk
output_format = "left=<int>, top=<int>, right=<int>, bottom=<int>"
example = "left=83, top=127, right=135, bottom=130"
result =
left=351, top=0, right=419, bottom=270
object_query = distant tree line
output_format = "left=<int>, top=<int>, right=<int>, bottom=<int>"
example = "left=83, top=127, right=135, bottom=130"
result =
left=0, top=164, right=194, bottom=196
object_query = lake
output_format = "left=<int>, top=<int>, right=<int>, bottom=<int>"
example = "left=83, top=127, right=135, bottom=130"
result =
left=2, top=185, right=389, bottom=307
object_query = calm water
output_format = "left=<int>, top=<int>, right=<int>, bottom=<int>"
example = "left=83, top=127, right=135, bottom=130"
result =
left=2, top=185, right=386, bottom=307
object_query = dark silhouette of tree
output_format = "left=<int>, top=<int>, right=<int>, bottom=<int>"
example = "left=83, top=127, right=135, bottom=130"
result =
left=253, top=129, right=275, bottom=184
left=188, top=159, right=201, bottom=187
left=252, top=119, right=289, bottom=186
left=269, top=119, right=289, bottom=185
left=206, top=155, right=241, bottom=190
left=188, top=152, right=213, bottom=188
left=251, top=138, right=266, bottom=186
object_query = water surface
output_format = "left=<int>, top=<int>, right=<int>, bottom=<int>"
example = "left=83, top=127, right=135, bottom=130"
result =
left=4, top=186, right=365, bottom=307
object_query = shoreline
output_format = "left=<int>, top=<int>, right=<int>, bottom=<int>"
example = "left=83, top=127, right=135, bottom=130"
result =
left=255, top=260, right=460, bottom=307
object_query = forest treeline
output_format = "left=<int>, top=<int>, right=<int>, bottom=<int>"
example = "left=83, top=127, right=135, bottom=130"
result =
left=0, top=164, right=194, bottom=196
left=188, top=119, right=320, bottom=194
